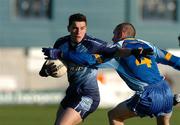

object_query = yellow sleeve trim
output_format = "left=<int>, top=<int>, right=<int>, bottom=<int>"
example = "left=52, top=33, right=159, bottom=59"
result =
left=165, top=53, right=172, bottom=60
left=94, top=54, right=103, bottom=63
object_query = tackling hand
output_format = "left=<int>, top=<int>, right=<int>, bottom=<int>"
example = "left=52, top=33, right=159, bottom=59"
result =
left=42, top=48, right=61, bottom=60
left=131, top=48, right=154, bottom=63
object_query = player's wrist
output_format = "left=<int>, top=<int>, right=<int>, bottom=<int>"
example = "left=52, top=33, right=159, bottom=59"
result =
left=49, top=49, right=61, bottom=59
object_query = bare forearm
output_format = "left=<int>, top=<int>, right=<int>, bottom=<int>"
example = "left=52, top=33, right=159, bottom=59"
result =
left=115, top=48, right=131, bottom=57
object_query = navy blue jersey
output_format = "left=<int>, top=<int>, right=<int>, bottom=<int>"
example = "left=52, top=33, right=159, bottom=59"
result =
left=53, top=34, right=118, bottom=97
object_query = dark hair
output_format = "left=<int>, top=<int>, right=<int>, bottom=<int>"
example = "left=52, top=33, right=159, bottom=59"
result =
left=116, top=22, right=136, bottom=37
left=68, top=13, right=87, bottom=27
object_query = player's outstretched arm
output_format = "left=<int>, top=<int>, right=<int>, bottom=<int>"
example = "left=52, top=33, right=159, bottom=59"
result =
left=42, top=47, right=100, bottom=66
left=62, top=51, right=100, bottom=65
left=62, top=48, right=154, bottom=65
left=115, top=48, right=154, bottom=63
left=155, top=48, right=180, bottom=70
left=41, top=47, right=154, bottom=66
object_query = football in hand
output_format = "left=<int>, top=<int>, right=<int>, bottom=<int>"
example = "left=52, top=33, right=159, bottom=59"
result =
left=45, top=59, right=67, bottom=78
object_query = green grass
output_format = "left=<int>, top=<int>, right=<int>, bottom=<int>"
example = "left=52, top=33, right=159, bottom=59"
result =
left=0, top=105, right=180, bottom=125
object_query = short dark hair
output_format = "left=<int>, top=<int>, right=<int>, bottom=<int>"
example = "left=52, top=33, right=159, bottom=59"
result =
left=68, top=13, right=87, bottom=27
left=116, top=22, right=136, bottom=37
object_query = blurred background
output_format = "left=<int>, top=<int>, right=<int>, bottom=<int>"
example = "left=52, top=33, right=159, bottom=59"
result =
left=0, top=0, right=180, bottom=125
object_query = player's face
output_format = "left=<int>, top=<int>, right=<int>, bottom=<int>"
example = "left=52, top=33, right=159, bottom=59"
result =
left=112, top=28, right=122, bottom=43
left=68, top=21, right=87, bottom=43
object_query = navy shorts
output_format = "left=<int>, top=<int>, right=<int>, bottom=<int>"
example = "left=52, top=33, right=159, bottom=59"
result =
left=127, top=80, right=173, bottom=117
left=60, top=86, right=100, bottom=119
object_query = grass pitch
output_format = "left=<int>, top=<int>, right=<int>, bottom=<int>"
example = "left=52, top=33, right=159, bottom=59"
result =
left=0, top=105, right=180, bottom=125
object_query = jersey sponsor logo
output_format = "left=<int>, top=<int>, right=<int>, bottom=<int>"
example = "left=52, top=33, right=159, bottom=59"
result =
left=135, top=58, right=152, bottom=68
left=69, top=66, right=84, bottom=71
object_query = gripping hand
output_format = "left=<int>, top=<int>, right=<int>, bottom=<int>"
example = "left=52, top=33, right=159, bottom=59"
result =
left=131, top=48, right=154, bottom=63
left=39, top=61, right=57, bottom=77
left=42, top=48, right=61, bottom=60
